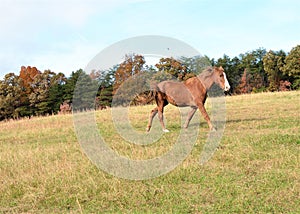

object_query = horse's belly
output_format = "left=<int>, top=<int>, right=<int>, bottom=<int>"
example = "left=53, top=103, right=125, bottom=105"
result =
left=167, top=91, right=195, bottom=107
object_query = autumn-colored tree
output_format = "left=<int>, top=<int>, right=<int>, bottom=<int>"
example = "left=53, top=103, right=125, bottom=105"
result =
left=238, top=48, right=267, bottom=92
left=58, top=101, right=72, bottom=114
left=19, top=66, right=41, bottom=93
left=112, top=54, right=147, bottom=106
left=10, top=66, right=42, bottom=116
left=113, top=54, right=146, bottom=94
left=235, top=69, right=250, bottom=94
left=279, top=80, right=291, bottom=91
left=155, top=57, right=191, bottom=81
left=89, top=69, right=102, bottom=80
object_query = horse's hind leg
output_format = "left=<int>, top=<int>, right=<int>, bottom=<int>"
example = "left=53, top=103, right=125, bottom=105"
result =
left=183, top=107, right=197, bottom=128
left=158, top=99, right=169, bottom=132
left=147, top=92, right=169, bottom=133
left=146, top=107, right=158, bottom=132
left=197, top=102, right=215, bottom=131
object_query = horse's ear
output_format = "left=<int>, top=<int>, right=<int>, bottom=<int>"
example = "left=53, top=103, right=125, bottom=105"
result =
left=214, top=66, right=223, bottom=74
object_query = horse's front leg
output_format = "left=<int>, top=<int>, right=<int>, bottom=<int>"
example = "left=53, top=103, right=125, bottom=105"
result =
left=157, top=107, right=169, bottom=132
left=183, top=107, right=197, bottom=128
left=146, top=107, right=158, bottom=132
left=197, top=103, right=216, bottom=131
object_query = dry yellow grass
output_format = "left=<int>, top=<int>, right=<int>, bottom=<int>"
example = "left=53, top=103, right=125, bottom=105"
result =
left=0, top=91, right=299, bottom=213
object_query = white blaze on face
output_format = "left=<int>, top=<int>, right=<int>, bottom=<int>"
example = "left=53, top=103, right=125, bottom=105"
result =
left=223, top=72, right=230, bottom=91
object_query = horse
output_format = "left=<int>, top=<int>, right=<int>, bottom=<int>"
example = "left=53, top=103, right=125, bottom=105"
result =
left=146, top=66, right=230, bottom=132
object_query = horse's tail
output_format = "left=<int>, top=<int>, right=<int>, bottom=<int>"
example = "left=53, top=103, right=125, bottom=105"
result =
left=146, top=82, right=159, bottom=103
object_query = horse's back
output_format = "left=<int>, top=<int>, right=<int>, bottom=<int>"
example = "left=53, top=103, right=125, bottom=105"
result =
left=157, top=81, right=195, bottom=107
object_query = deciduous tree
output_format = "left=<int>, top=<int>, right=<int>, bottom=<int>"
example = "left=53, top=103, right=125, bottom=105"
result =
left=113, top=54, right=146, bottom=94
left=283, top=45, right=300, bottom=89
left=263, top=50, right=286, bottom=91
left=0, top=73, right=22, bottom=119
left=155, top=57, right=189, bottom=81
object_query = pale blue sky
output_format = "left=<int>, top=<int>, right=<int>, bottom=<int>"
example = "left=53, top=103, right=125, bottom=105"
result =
left=0, top=0, right=299, bottom=78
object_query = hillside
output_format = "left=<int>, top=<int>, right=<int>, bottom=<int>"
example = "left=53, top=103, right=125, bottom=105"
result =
left=0, top=91, right=299, bottom=213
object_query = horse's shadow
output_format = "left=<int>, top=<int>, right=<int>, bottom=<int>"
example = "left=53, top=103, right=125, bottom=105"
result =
left=226, top=117, right=269, bottom=123
left=186, top=117, right=269, bottom=128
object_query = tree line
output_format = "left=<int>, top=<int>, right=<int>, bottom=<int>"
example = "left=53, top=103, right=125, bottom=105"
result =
left=0, top=45, right=299, bottom=120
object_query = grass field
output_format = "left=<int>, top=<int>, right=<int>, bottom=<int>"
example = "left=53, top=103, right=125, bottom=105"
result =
left=0, top=91, right=299, bottom=213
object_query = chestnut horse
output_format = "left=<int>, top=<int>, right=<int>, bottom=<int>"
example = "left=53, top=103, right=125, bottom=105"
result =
left=146, top=66, right=230, bottom=132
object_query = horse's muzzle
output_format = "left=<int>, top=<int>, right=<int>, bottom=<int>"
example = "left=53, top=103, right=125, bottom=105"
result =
left=224, top=85, right=231, bottom=92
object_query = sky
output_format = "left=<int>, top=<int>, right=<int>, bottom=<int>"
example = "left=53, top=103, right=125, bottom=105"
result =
left=0, top=0, right=299, bottom=79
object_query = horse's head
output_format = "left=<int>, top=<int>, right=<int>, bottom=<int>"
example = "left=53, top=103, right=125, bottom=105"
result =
left=213, top=66, right=230, bottom=92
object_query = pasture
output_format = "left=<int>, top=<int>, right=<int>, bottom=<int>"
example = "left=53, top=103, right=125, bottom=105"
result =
left=0, top=91, right=299, bottom=213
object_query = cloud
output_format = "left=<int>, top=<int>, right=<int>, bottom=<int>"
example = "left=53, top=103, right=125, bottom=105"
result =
left=0, top=0, right=141, bottom=78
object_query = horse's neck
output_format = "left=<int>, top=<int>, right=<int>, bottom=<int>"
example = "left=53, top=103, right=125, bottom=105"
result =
left=197, top=75, right=214, bottom=91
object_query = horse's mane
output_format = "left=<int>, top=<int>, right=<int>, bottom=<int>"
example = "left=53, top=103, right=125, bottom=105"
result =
left=197, top=67, right=214, bottom=79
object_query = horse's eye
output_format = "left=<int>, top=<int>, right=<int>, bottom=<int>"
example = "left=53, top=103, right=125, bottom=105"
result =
left=220, top=74, right=223, bottom=77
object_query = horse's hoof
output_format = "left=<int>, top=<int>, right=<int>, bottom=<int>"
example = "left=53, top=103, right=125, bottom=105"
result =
left=211, top=127, right=217, bottom=132
left=163, top=129, right=170, bottom=133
